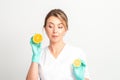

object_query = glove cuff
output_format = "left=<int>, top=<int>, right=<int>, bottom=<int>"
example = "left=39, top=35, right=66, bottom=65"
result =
left=32, top=53, right=40, bottom=63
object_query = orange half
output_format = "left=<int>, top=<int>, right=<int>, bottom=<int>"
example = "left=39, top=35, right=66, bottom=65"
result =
left=73, top=59, right=81, bottom=67
left=33, top=33, right=43, bottom=44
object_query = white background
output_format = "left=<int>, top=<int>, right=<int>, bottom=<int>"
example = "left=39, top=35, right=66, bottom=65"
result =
left=0, top=0, right=120, bottom=80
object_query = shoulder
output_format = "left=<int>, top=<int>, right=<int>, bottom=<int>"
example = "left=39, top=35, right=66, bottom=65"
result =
left=65, top=44, right=84, bottom=54
left=40, top=45, right=48, bottom=54
left=65, top=44, right=87, bottom=60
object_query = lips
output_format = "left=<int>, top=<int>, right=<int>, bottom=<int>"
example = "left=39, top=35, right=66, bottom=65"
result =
left=52, top=35, right=58, bottom=37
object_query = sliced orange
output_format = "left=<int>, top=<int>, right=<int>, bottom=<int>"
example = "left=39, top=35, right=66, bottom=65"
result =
left=73, top=59, right=81, bottom=67
left=33, top=33, right=43, bottom=44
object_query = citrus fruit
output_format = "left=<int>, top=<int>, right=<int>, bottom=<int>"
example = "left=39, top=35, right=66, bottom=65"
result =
left=33, top=33, right=43, bottom=44
left=73, top=59, right=81, bottom=67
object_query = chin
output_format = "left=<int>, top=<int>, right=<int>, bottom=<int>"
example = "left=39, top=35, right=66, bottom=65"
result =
left=51, top=40, right=59, bottom=43
left=50, top=39, right=61, bottom=43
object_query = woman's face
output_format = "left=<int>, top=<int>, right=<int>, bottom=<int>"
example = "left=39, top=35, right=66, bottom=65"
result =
left=45, top=16, right=67, bottom=43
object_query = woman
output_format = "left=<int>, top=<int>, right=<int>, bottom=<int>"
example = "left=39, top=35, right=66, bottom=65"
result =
left=26, top=9, right=90, bottom=80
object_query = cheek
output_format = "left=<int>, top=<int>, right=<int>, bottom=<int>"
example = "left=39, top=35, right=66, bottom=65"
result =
left=45, top=28, right=50, bottom=36
left=45, top=28, right=54, bottom=38
left=60, top=30, right=66, bottom=36
left=45, top=27, right=50, bottom=33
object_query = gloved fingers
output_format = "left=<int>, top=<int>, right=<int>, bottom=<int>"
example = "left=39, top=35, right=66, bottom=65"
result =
left=72, top=64, right=79, bottom=69
left=81, top=60, right=86, bottom=67
left=30, top=36, right=41, bottom=48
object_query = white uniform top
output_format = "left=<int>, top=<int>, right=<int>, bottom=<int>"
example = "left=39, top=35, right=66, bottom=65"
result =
left=38, top=44, right=90, bottom=80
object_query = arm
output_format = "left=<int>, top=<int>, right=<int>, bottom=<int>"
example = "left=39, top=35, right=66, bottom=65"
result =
left=85, top=78, right=90, bottom=80
left=26, top=35, right=42, bottom=80
left=26, top=62, right=39, bottom=80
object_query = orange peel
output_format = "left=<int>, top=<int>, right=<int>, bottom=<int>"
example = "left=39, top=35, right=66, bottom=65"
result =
left=33, top=33, right=43, bottom=44
left=73, top=59, right=81, bottom=67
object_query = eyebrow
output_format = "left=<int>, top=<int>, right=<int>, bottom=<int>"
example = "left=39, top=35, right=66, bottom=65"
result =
left=48, top=22, right=54, bottom=25
left=48, top=22, right=64, bottom=26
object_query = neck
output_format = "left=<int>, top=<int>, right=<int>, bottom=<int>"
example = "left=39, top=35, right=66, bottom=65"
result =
left=49, top=41, right=65, bottom=50
left=48, top=41, right=65, bottom=57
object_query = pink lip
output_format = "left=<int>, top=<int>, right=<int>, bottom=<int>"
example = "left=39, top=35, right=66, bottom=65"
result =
left=52, top=35, right=58, bottom=37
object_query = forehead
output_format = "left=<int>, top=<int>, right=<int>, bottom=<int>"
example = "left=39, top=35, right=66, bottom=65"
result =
left=47, top=16, right=63, bottom=24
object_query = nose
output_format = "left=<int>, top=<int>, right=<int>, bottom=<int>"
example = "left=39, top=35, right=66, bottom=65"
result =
left=53, top=27, right=58, bottom=33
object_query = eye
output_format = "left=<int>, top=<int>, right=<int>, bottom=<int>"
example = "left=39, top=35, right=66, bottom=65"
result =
left=58, top=24, right=64, bottom=29
left=48, top=25, right=53, bottom=28
left=58, top=26, right=63, bottom=29
left=47, top=23, right=54, bottom=28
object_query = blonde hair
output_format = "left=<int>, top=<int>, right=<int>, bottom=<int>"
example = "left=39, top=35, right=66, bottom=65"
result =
left=43, top=9, right=68, bottom=30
